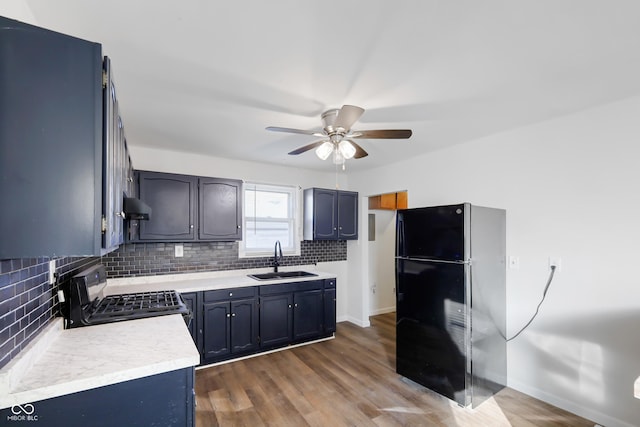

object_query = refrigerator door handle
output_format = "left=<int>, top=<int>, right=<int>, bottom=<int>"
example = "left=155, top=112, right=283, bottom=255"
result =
left=396, top=256, right=470, bottom=265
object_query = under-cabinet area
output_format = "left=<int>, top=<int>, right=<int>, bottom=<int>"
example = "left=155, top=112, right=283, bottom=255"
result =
left=181, top=277, right=336, bottom=366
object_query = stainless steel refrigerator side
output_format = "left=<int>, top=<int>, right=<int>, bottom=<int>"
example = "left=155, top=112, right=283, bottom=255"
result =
left=463, top=203, right=473, bottom=407
left=469, top=205, right=507, bottom=408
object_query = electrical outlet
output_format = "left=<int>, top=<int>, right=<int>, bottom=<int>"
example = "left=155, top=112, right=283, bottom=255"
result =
left=549, top=257, right=562, bottom=272
left=508, top=256, right=520, bottom=269
left=175, top=244, right=184, bottom=258
left=48, top=260, right=56, bottom=284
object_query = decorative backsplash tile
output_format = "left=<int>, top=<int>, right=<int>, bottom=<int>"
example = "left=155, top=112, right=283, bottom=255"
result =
left=102, top=240, right=347, bottom=278
left=0, top=257, right=100, bottom=369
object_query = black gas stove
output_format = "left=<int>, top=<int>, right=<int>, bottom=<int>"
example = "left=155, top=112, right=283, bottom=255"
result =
left=63, top=264, right=191, bottom=329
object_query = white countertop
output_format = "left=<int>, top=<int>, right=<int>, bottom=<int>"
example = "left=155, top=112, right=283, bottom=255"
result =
left=0, top=315, right=199, bottom=409
left=104, top=265, right=335, bottom=295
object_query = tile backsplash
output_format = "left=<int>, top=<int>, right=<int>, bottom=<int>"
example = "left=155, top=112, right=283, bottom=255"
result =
left=102, top=240, right=347, bottom=278
left=0, top=256, right=99, bottom=370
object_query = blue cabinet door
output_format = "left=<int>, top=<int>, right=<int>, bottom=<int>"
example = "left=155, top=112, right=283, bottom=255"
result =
left=138, top=171, right=197, bottom=240
left=337, top=191, right=358, bottom=239
left=198, top=178, right=242, bottom=240
left=259, top=293, right=293, bottom=348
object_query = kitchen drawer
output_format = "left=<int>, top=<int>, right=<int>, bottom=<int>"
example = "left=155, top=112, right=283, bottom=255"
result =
left=324, top=278, right=336, bottom=288
left=259, top=280, right=323, bottom=295
left=204, top=286, right=256, bottom=302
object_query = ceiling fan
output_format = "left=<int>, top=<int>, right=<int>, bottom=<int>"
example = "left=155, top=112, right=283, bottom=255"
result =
left=266, top=105, right=412, bottom=168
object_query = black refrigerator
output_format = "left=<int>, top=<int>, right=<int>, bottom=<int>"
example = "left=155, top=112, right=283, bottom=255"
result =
left=395, top=203, right=506, bottom=407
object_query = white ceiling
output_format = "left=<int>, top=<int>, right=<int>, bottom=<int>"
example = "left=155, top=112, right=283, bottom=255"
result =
left=19, top=0, right=640, bottom=172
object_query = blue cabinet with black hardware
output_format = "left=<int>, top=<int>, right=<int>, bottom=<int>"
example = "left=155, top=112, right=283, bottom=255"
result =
left=259, top=279, right=334, bottom=350
left=201, top=287, right=259, bottom=364
left=180, top=278, right=336, bottom=366
left=135, top=171, right=242, bottom=242
left=303, top=188, right=358, bottom=240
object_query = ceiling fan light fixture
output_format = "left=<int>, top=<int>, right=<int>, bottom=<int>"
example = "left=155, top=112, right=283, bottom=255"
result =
left=338, top=140, right=356, bottom=159
left=315, top=141, right=333, bottom=160
left=268, top=104, right=412, bottom=167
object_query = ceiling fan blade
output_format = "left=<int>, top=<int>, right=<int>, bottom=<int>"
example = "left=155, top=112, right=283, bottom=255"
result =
left=288, top=139, right=327, bottom=155
left=345, top=140, right=368, bottom=159
left=350, top=129, right=412, bottom=139
left=333, top=105, right=365, bottom=131
left=266, top=126, right=325, bottom=137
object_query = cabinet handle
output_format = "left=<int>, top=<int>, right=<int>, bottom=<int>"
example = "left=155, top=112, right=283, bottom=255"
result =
left=229, top=292, right=233, bottom=297
left=288, top=304, right=292, bottom=308
left=226, top=314, right=230, bottom=318
left=190, top=224, right=194, bottom=229
left=231, top=313, right=236, bottom=317
left=294, top=303, right=298, bottom=308
left=237, top=225, right=241, bottom=229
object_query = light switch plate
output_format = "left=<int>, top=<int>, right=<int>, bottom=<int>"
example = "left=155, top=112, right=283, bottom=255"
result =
left=175, top=244, right=184, bottom=257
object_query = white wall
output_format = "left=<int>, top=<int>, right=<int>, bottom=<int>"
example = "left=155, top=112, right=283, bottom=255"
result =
left=129, top=146, right=356, bottom=323
left=129, top=145, right=349, bottom=190
left=0, top=1, right=37, bottom=24
left=368, top=209, right=396, bottom=315
left=348, top=96, right=640, bottom=427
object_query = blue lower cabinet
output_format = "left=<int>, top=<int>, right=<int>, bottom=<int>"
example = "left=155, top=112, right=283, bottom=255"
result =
left=259, top=293, right=294, bottom=348
left=181, top=278, right=337, bottom=366
left=201, top=287, right=259, bottom=365
left=1, top=367, right=195, bottom=427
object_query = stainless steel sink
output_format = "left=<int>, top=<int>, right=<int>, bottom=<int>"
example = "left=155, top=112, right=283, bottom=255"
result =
left=248, top=271, right=318, bottom=281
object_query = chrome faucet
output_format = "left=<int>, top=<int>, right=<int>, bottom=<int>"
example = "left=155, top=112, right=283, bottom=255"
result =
left=273, top=240, right=283, bottom=272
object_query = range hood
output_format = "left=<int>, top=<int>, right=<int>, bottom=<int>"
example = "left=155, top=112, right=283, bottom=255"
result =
left=123, top=197, right=151, bottom=220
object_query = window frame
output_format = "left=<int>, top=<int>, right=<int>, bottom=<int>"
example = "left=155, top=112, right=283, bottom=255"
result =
left=239, top=182, right=302, bottom=258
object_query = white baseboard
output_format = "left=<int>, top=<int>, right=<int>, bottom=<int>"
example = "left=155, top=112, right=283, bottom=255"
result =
left=508, top=378, right=633, bottom=427
left=338, top=315, right=370, bottom=328
left=370, top=306, right=395, bottom=316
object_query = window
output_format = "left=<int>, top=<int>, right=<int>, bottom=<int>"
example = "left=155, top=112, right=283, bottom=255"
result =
left=240, top=182, right=301, bottom=257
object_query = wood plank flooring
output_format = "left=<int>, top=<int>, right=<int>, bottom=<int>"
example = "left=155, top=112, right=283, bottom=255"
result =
left=195, top=313, right=596, bottom=426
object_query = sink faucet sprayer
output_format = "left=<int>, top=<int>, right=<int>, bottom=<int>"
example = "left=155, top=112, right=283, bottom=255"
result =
left=273, top=240, right=283, bottom=272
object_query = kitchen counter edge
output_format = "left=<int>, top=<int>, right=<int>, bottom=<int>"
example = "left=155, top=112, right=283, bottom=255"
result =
left=0, top=315, right=199, bottom=409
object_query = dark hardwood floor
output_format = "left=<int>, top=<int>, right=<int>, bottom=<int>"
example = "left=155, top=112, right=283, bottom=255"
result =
left=195, top=313, right=595, bottom=426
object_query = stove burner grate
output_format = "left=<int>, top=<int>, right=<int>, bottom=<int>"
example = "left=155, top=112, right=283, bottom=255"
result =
left=92, top=290, right=185, bottom=318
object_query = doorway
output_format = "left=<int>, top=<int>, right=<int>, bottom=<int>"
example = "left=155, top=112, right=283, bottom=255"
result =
left=367, top=191, right=407, bottom=315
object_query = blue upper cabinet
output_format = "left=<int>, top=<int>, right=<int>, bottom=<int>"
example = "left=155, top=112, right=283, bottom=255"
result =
left=0, top=16, right=131, bottom=257
left=135, top=171, right=242, bottom=242
left=303, top=188, right=358, bottom=240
